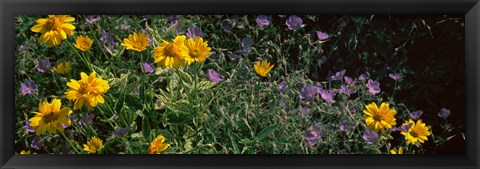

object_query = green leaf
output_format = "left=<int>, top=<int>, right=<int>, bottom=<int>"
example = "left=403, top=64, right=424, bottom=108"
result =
left=142, top=117, right=151, bottom=141
left=198, top=81, right=216, bottom=90
left=256, top=123, right=280, bottom=141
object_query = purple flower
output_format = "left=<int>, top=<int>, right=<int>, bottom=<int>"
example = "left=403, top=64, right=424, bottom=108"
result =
left=166, top=15, right=180, bottom=23
left=389, top=73, right=404, bottom=81
left=358, top=73, right=369, bottom=81
left=316, top=31, right=329, bottom=41
left=31, top=136, right=43, bottom=150
left=241, top=37, right=254, bottom=48
left=256, top=15, right=270, bottom=27
left=186, top=27, right=203, bottom=39
left=362, top=130, right=379, bottom=144
left=303, top=123, right=324, bottom=147
left=208, top=69, right=222, bottom=83
left=21, top=80, right=37, bottom=95
left=318, top=88, right=335, bottom=104
left=366, top=79, right=381, bottom=95
left=438, top=108, right=451, bottom=119
left=344, top=76, right=357, bottom=85
left=113, top=126, right=131, bottom=137
left=330, top=69, right=346, bottom=81
left=279, top=81, right=287, bottom=91
left=86, top=15, right=100, bottom=24
left=286, top=15, right=303, bottom=31
left=119, top=24, right=130, bottom=30
left=392, top=123, right=413, bottom=132
left=37, top=58, right=51, bottom=73
left=78, top=114, right=95, bottom=126
left=19, top=42, right=29, bottom=51
left=99, top=30, right=118, bottom=54
left=339, top=119, right=354, bottom=132
left=409, top=110, right=424, bottom=120
left=142, top=63, right=154, bottom=74
left=226, top=52, right=240, bottom=60
left=318, top=56, right=327, bottom=65
left=25, top=120, right=36, bottom=133
left=221, top=19, right=234, bottom=32
left=299, top=106, right=312, bottom=118
left=340, top=85, right=356, bottom=96
left=300, top=85, right=318, bottom=101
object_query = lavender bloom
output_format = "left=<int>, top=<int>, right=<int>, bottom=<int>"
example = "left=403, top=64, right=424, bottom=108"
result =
left=303, top=123, right=324, bottom=147
left=78, top=114, right=95, bottom=126
left=221, top=19, right=234, bottom=32
left=344, top=76, right=357, bottom=85
left=409, top=110, right=424, bottom=120
left=286, top=15, right=303, bottom=31
left=25, top=120, right=36, bottom=133
left=37, top=58, right=51, bottom=73
left=340, top=85, right=356, bottom=96
left=85, top=15, right=100, bottom=24
left=438, top=108, right=451, bottom=119
left=21, top=80, right=37, bottom=95
left=166, top=15, right=180, bottom=23
left=318, top=56, right=327, bottom=65
left=392, top=123, right=413, bottom=132
left=300, top=85, right=318, bottom=102
left=142, top=63, right=154, bottom=74
left=316, top=31, right=329, bottom=41
left=318, top=88, right=335, bottom=104
left=339, top=120, right=354, bottom=132
left=19, top=42, right=28, bottom=51
left=362, top=130, right=379, bottom=144
left=389, top=73, right=404, bottom=81
left=330, top=69, right=346, bottom=81
left=119, top=24, right=130, bottom=30
left=113, top=126, right=131, bottom=137
left=142, top=15, right=150, bottom=21
left=366, top=79, right=381, bottom=95
left=256, top=15, right=270, bottom=27
left=241, top=37, right=254, bottom=55
left=186, top=27, right=203, bottom=39
left=208, top=69, right=222, bottom=83
left=99, top=30, right=117, bottom=54
left=299, top=106, right=312, bottom=119
left=279, top=81, right=287, bottom=91
left=31, top=136, right=43, bottom=150
left=358, top=73, right=369, bottom=81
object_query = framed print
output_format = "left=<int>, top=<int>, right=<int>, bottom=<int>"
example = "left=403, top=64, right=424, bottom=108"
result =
left=1, top=0, right=479, bottom=169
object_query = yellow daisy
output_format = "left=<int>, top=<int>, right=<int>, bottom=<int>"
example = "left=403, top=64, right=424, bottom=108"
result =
left=184, top=37, right=212, bottom=64
left=29, top=99, right=72, bottom=135
left=121, top=32, right=149, bottom=52
left=152, top=35, right=189, bottom=68
left=147, top=134, right=170, bottom=154
left=390, top=147, right=404, bottom=154
left=30, top=15, right=76, bottom=47
left=65, top=72, right=110, bottom=110
left=83, top=136, right=103, bottom=154
left=401, top=119, right=431, bottom=144
left=74, top=35, right=93, bottom=51
left=20, top=150, right=32, bottom=154
left=254, top=60, right=274, bottom=77
left=362, top=102, right=397, bottom=132
left=53, top=61, right=71, bottom=75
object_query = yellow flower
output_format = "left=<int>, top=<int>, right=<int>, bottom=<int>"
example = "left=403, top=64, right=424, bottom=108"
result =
left=390, top=147, right=404, bottom=154
left=147, top=134, right=170, bottom=154
left=152, top=35, right=189, bottom=69
left=74, top=35, right=93, bottom=51
left=254, top=60, right=274, bottom=77
left=121, top=32, right=149, bottom=52
left=184, top=37, right=212, bottom=64
left=20, top=150, right=31, bottom=154
left=65, top=72, right=110, bottom=110
left=362, top=102, right=397, bottom=132
left=83, top=136, right=103, bottom=154
left=53, top=61, right=71, bottom=75
left=30, top=15, right=76, bottom=47
left=401, top=119, right=431, bottom=144
left=29, top=99, right=72, bottom=135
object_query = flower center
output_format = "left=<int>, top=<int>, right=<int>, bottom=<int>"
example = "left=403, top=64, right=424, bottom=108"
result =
left=410, top=128, right=419, bottom=137
left=373, top=113, right=383, bottom=121
left=164, top=44, right=178, bottom=57
left=43, top=113, right=57, bottom=123
left=190, top=49, right=199, bottom=58
left=45, top=18, right=62, bottom=31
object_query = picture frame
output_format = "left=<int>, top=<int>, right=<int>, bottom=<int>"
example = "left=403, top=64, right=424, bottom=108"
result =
left=1, top=0, right=479, bottom=169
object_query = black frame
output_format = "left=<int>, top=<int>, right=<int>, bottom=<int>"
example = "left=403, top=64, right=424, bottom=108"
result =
left=1, top=0, right=479, bottom=169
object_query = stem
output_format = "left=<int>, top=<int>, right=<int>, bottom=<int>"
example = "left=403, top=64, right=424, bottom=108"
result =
left=87, top=22, right=109, bottom=60
left=81, top=52, right=94, bottom=73
left=65, top=40, right=93, bottom=72
left=60, top=131, right=81, bottom=154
